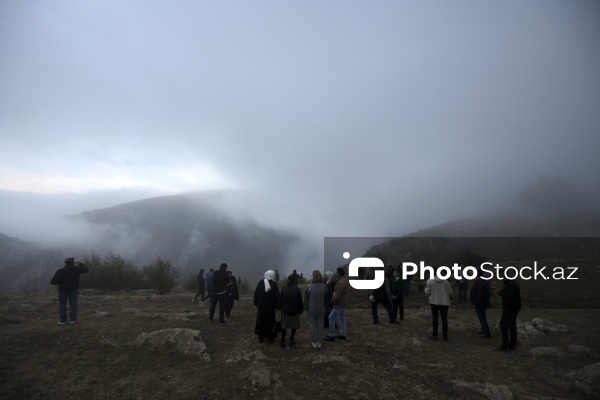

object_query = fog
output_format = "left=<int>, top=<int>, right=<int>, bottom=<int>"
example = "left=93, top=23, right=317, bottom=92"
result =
left=1, top=1, right=599, bottom=264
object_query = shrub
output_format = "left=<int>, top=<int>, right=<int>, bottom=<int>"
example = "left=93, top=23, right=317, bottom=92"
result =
left=143, top=257, right=180, bottom=295
left=81, top=251, right=145, bottom=291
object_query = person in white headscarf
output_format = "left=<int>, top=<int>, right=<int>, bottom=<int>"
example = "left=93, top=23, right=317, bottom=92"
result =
left=254, top=270, right=280, bottom=342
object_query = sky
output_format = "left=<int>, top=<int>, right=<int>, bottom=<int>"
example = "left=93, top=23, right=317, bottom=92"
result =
left=1, top=0, right=599, bottom=247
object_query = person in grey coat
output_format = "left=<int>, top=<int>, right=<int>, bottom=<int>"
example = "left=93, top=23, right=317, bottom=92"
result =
left=304, top=270, right=328, bottom=348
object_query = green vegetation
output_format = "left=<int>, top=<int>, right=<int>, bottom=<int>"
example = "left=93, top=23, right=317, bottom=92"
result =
left=142, top=257, right=180, bottom=295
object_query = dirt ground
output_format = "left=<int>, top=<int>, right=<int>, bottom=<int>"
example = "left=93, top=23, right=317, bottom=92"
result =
left=0, top=287, right=598, bottom=400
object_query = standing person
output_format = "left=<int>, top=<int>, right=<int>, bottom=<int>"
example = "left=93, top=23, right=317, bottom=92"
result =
left=226, top=270, right=239, bottom=317
left=203, top=268, right=214, bottom=301
left=456, top=265, right=469, bottom=303
left=324, top=271, right=336, bottom=328
left=304, top=270, right=327, bottom=348
left=275, top=269, right=280, bottom=282
left=369, top=274, right=398, bottom=324
left=389, top=269, right=405, bottom=322
left=193, top=269, right=205, bottom=303
left=324, top=267, right=351, bottom=342
left=424, top=270, right=453, bottom=341
left=496, top=277, right=522, bottom=352
left=209, top=263, right=228, bottom=323
left=289, top=270, right=300, bottom=287
left=279, top=276, right=303, bottom=348
left=50, top=257, right=89, bottom=324
left=471, top=269, right=491, bottom=338
left=254, top=270, right=279, bottom=343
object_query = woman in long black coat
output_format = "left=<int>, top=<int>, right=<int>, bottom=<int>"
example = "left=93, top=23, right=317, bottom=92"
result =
left=254, top=270, right=280, bottom=342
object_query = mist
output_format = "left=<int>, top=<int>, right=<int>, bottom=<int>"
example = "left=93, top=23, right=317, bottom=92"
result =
left=0, top=1, right=599, bottom=274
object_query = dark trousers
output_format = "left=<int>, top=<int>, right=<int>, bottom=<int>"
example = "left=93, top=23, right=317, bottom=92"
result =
left=209, top=291, right=227, bottom=322
left=392, top=296, right=404, bottom=321
left=475, top=305, right=490, bottom=336
left=226, top=295, right=235, bottom=316
left=499, top=308, right=519, bottom=348
left=203, top=288, right=213, bottom=302
left=372, top=297, right=395, bottom=322
left=58, top=289, right=79, bottom=323
left=430, top=304, right=449, bottom=337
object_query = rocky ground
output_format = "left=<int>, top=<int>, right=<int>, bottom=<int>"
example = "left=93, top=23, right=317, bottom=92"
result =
left=0, top=288, right=599, bottom=399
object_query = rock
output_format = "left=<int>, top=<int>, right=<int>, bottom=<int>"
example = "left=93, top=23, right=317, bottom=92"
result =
left=566, top=362, right=600, bottom=396
left=451, top=380, right=514, bottom=400
left=531, top=318, right=570, bottom=334
left=250, top=361, right=272, bottom=387
left=133, top=328, right=208, bottom=359
left=425, top=361, right=455, bottom=368
left=91, top=310, right=111, bottom=317
left=99, top=339, right=120, bottom=347
left=515, top=319, right=544, bottom=343
left=18, top=304, right=38, bottom=312
left=567, top=344, right=595, bottom=356
left=528, top=347, right=563, bottom=359
left=409, top=338, right=423, bottom=347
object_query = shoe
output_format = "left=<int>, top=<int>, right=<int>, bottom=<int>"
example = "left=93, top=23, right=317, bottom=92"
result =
left=311, top=343, right=318, bottom=348
left=479, top=334, right=491, bottom=339
left=316, top=343, right=322, bottom=348
left=280, top=340, right=286, bottom=348
left=324, top=336, right=335, bottom=342
left=373, top=320, right=380, bottom=324
left=509, top=345, right=517, bottom=350
left=429, top=335, right=438, bottom=341
left=289, top=339, right=296, bottom=347
left=476, top=331, right=483, bottom=334
left=267, top=338, right=274, bottom=343
left=69, top=321, right=77, bottom=324
left=58, top=321, right=67, bottom=325
left=390, top=321, right=400, bottom=324
left=219, top=320, right=226, bottom=323
left=209, top=317, right=214, bottom=321
left=336, top=335, right=346, bottom=340
left=495, top=346, right=510, bottom=352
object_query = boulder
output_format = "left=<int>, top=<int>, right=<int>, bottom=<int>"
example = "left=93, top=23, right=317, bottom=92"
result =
left=528, top=347, right=563, bottom=359
left=566, top=362, right=600, bottom=396
left=531, top=318, right=570, bottom=334
left=133, top=328, right=208, bottom=359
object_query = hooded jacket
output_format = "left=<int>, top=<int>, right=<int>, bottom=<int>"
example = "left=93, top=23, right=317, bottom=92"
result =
left=424, top=277, right=453, bottom=306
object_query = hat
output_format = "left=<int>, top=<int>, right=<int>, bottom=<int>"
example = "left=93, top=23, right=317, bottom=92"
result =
left=65, top=257, right=75, bottom=265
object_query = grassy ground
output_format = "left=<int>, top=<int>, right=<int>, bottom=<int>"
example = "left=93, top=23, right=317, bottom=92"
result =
left=0, top=286, right=598, bottom=400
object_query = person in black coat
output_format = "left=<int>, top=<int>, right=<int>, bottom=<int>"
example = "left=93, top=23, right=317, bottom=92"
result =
left=369, top=276, right=398, bottom=324
left=279, top=276, right=303, bottom=347
left=193, top=269, right=205, bottom=302
left=324, top=271, right=336, bottom=328
left=496, top=278, right=522, bottom=351
left=226, top=270, right=239, bottom=317
left=254, top=270, right=280, bottom=342
left=470, top=270, right=491, bottom=338
left=389, top=268, right=405, bottom=322
left=50, top=257, right=89, bottom=324
left=209, top=263, right=229, bottom=323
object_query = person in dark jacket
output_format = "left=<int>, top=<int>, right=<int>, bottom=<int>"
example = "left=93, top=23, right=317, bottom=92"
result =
left=209, top=263, right=229, bottom=323
left=288, top=270, right=300, bottom=287
left=389, top=268, right=405, bottom=322
left=254, top=270, right=280, bottom=342
left=324, top=271, right=336, bottom=328
left=471, top=270, right=491, bottom=338
left=226, top=270, right=239, bottom=317
left=495, top=278, right=522, bottom=351
left=279, top=276, right=303, bottom=348
left=369, top=276, right=398, bottom=324
left=50, top=257, right=89, bottom=324
left=193, top=269, right=205, bottom=303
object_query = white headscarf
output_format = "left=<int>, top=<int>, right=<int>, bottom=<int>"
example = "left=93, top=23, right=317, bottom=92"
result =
left=264, top=270, right=275, bottom=292
left=325, top=271, right=334, bottom=282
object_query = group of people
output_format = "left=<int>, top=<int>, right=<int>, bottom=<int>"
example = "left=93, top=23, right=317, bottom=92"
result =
left=50, top=256, right=522, bottom=353
left=423, top=266, right=522, bottom=352
left=192, top=264, right=240, bottom=322
left=253, top=267, right=351, bottom=348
